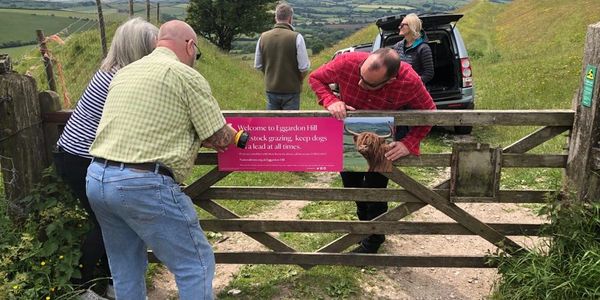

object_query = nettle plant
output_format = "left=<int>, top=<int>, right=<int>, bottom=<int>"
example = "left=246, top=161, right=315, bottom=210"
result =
left=0, top=167, right=89, bottom=300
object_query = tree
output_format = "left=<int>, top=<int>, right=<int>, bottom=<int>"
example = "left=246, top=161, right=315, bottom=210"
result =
left=186, top=0, right=274, bottom=52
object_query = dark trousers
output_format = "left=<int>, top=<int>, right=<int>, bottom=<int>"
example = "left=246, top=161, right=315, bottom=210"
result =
left=341, top=172, right=389, bottom=250
left=341, top=126, right=409, bottom=251
left=53, top=149, right=111, bottom=286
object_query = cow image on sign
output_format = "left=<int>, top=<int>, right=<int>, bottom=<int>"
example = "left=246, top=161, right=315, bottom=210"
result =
left=344, top=122, right=395, bottom=173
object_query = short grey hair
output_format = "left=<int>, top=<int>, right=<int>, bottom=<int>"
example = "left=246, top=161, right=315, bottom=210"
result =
left=403, top=13, right=422, bottom=39
left=275, top=2, right=293, bottom=22
left=100, top=17, right=159, bottom=72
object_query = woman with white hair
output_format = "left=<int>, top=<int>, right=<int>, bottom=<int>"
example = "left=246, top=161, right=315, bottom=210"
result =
left=53, top=17, right=158, bottom=300
left=393, top=13, right=434, bottom=84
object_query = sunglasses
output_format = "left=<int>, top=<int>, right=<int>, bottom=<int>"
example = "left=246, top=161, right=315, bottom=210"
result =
left=185, top=39, right=202, bottom=60
left=358, top=61, right=390, bottom=89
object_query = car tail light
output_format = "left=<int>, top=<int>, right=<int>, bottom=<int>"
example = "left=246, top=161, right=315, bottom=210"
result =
left=461, top=57, right=473, bottom=87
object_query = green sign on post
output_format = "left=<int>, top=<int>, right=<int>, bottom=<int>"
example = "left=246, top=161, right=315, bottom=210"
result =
left=582, top=64, right=597, bottom=107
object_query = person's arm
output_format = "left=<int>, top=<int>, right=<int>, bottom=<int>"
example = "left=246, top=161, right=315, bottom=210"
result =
left=308, top=58, right=343, bottom=108
left=308, top=57, right=355, bottom=119
left=201, top=124, right=236, bottom=152
left=419, top=44, right=434, bottom=84
left=398, top=80, right=436, bottom=156
left=254, top=36, right=263, bottom=72
left=296, top=34, right=310, bottom=81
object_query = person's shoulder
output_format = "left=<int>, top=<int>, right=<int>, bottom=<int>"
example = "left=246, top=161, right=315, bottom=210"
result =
left=338, top=51, right=368, bottom=62
left=394, top=62, right=421, bottom=84
left=175, top=64, right=209, bottom=87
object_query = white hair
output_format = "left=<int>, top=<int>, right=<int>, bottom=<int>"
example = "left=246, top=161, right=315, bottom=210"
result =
left=100, top=17, right=158, bottom=72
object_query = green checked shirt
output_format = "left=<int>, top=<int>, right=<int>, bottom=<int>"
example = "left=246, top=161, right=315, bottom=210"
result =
left=90, top=47, right=226, bottom=182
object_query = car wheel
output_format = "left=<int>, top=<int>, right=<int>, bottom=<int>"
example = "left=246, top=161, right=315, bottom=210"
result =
left=454, top=126, right=473, bottom=135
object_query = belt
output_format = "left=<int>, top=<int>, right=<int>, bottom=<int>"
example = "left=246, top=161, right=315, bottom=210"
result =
left=93, top=158, right=174, bottom=179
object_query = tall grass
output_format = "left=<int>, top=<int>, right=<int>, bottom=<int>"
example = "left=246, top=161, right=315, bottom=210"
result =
left=491, top=199, right=600, bottom=299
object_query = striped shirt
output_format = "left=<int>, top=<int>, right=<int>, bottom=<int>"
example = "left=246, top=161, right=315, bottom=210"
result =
left=57, top=70, right=115, bottom=158
left=90, top=47, right=226, bottom=182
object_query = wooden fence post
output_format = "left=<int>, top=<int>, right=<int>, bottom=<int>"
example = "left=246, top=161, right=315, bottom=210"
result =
left=129, top=0, right=134, bottom=17
left=39, top=91, right=62, bottom=164
left=146, top=0, right=150, bottom=21
left=36, top=30, right=57, bottom=92
left=0, top=60, right=49, bottom=222
left=566, top=21, right=600, bottom=202
left=157, top=3, right=160, bottom=23
left=96, top=0, right=108, bottom=57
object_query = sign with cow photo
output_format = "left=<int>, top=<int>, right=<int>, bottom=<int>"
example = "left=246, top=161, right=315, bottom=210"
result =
left=343, top=117, right=395, bottom=172
left=218, top=117, right=344, bottom=172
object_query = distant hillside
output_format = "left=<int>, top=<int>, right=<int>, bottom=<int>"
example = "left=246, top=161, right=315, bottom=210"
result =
left=458, top=0, right=600, bottom=111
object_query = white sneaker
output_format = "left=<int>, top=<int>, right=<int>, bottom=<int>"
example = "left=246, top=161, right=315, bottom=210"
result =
left=105, top=284, right=115, bottom=300
left=79, top=289, right=109, bottom=300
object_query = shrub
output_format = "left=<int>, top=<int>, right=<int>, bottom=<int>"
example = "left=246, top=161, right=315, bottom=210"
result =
left=0, top=167, right=89, bottom=300
left=491, top=197, right=600, bottom=299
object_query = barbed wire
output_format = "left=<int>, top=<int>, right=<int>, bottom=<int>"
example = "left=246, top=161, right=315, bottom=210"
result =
left=0, top=155, right=18, bottom=201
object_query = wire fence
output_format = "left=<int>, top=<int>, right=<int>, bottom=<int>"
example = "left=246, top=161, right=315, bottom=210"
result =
left=3, top=1, right=176, bottom=108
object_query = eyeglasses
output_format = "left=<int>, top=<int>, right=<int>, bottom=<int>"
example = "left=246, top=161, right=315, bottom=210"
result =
left=185, top=39, right=202, bottom=60
left=399, top=23, right=408, bottom=29
left=358, top=62, right=390, bottom=89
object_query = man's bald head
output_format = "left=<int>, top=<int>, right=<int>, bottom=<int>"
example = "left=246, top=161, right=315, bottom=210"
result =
left=364, top=48, right=401, bottom=79
left=156, top=20, right=199, bottom=67
left=158, top=20, right=197, bottom=43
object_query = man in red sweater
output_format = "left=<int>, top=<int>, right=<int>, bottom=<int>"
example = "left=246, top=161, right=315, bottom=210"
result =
left=309, top=48, right=436, bottom=253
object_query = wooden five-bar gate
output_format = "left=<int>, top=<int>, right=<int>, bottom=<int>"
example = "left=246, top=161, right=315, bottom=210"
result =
left=41, top=109, right=572, bottom=268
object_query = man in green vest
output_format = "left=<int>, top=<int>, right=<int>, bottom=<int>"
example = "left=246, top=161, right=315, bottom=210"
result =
left=254, top=2, right=310, bottom=110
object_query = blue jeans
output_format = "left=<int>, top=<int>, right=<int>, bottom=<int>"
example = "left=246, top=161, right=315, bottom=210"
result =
left=266, top=92, right=300, bottom=110
left=86, top=161, right=215, bottom=300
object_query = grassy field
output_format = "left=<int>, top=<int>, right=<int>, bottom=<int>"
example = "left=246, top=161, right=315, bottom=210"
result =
left=0, top=44, right=39, bottom=61
left=0, top=8, right=97, bottom=19
left=0, top=11, right=83, bottom=44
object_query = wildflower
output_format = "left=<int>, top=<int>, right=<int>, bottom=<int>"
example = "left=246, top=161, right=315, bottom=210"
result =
left=12, top=285, right=18, bottom=290
left=79, top=264, right=83, bottom=268
left=46, top=296, right=51, bottom=300
left=59, top=255, right=64, bottom=260
left=41, top=261, right=46, bottom=266
left=50, top=287, right=55, bottom=292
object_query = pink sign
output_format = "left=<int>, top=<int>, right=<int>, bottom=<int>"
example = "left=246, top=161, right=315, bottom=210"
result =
left=218, top=117, right=343, bottom=171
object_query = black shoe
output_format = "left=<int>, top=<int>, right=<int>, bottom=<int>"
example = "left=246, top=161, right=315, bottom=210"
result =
left=349, top=244, right=379, bottom=254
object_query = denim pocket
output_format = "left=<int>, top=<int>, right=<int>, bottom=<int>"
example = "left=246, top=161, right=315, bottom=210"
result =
left=170, top=184, right=200, bottom=226
left=117, top=184, right=165, bottom=222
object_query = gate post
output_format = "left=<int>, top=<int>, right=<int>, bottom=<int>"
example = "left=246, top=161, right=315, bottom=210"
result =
left=566, top=21, right=600, bottom=202
left=0, top=58, right=49, bottom=222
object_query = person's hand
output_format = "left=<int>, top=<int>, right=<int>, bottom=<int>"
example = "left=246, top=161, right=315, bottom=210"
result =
left=385, top=141, right=410, bottom=161
left=327, top=101, right=355, bottom=120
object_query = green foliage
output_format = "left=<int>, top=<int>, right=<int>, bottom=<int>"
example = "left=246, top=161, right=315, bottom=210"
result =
left=491, top=199, right=600, bottom=299
left=186, top=0, right=274, bottom=52
left=0, top=167, right=89, bottom=299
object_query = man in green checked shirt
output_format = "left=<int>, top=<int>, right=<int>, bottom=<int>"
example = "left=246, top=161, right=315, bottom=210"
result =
left=86, top=20, right=235, bottom=300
